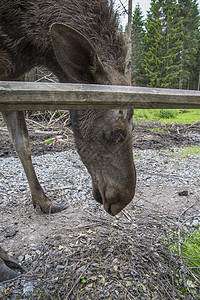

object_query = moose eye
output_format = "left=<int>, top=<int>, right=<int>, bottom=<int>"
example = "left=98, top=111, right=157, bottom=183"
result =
left=111, top=129, right=126, bottom=144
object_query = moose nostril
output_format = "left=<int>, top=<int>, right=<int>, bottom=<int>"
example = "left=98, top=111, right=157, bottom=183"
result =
left=93, top=185, right=103, bottom=204
left=108, top=204, right=114, bottom=216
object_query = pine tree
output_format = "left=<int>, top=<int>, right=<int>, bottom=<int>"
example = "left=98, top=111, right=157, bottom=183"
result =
left=178, top=0, right=200, bottom=89
left=143, top=0, right=200, bottom=89
left=131, top=4, right=147, bottom=86
left=160, top=0, right=184, bottom=88
left=143, top=0, right=164, bottom=87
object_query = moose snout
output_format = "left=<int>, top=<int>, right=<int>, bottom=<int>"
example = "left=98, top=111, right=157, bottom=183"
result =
left=92, top=181, right=136, bottom=216
left=103, top=186, right=136, bottom=216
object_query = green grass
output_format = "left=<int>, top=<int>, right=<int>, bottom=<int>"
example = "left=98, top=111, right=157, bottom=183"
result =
left=171, top=227, right=200, bottom=297
left=133, top=109, right=200, bottom=124
left=166, top=145, right=200, bottom=159
left=177, top=228, right=200, bottom=275
left=148, top=127, right=165, bottom=133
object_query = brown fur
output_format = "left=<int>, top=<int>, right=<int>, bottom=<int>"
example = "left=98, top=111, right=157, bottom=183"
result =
left=0, top=49, right=14, bottom=79
left=0, top=0, right=127, bottom=80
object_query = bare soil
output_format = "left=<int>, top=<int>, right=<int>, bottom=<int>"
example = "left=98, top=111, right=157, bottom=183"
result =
left=0, top=119, right=200, bottom=157
left=0, top=118, right=200, bottom=299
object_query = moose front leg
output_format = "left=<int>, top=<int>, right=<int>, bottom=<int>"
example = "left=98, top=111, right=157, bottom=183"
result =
left=2, top=111, right=66, bottom=213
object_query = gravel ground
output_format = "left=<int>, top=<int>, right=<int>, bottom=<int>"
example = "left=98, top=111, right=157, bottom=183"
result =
left=0, top=146, right=199, bottom=216
left=0, top=143, right=200, bottom=299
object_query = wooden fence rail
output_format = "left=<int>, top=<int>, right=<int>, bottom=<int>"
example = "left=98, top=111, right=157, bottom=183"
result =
left=0, top=81, right=200, bottom=111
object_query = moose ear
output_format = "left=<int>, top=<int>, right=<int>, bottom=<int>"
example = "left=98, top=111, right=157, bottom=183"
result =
left=50, top=23, right=107, bottom=83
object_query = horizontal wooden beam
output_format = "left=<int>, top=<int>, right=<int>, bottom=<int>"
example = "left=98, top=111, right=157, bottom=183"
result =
left=0, top=81, right=200, bottom=111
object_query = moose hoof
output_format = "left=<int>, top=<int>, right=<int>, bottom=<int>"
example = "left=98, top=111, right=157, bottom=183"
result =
left=0, top=247, right=26, bottom=282
left=0, top=258, right=18, bottom=282
left=42, top=203, right=68, bottom=214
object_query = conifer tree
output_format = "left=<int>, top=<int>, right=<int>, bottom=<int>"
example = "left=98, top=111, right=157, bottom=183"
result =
left=131, top=4, right=147, bottom=86
left=143, top=0, right=164, bottom=87
left=160, top=0, right=184, bottom=88
left=178, top=0, right=200, bottom=89
left=143, top=0, right=200, bottom=89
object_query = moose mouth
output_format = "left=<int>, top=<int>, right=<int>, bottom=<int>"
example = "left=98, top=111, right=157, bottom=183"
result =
left=92, top=183, right=114, bottom=215
left=93, top=188, right=115, bottom=216
left=92, top=182, right=133, bottom=216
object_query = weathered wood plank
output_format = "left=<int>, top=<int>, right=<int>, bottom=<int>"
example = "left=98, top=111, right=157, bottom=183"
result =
left=0, top=81, right=200, bottom=110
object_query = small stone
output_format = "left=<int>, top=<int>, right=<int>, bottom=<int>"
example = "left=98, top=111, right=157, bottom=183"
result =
left=23, top=282, right=34, bottom=297
left=178, top=190, right=188, bottom=196
left=45, top=264, right=50, bottom=270
left=18, top=255, right=24, bottom=262
left=10, top=290, right=21, bottom=300
left=130, top=223, right=138, bottom=230
left=32, top=261, right=38, bottom=269
left=192, top=219, right=199, bottom=227
left=56, top=265, right=65, bottom=270
left=29, top=244, right=36, bottom=250
left=76, top=265, right=87, bottom=276
left=25, top=254, right=32, bottom=263
left=0, top=286, right=4, bottom=298
left=5, top=230, right=18, bottom=238
left=19, top=186, right=26, bottom=191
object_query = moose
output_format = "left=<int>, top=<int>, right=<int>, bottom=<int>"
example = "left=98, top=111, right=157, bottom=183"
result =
left=0, top=0, right=136, bottom=281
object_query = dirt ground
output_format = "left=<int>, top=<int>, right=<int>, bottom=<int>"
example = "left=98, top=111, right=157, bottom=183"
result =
left=0, top=117, right=200, bottom=299
left=0, top=118, right=200, bottom=157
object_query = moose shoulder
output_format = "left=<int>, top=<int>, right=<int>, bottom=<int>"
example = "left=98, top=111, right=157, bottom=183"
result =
left=0, top=0, right=136, bottom=281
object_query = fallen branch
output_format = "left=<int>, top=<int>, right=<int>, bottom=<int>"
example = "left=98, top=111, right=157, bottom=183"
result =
left=64, top=262, right=91, bottom=299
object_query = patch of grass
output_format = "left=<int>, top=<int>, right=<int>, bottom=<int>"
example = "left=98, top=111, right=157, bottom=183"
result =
left=133, top=109, right=200, bottom=124
left=166, top=146, right=200, bottom=159
left=45, top=138, right=54, bottom=144
left=148, top=127, right=165, bottom=133
left=171, top=227, right=200, bottom=297
left=154, top=109, right=179, bottom=119
left=134, top=154, right=142, bottom=160
left=80, top=276, right=87, bottom=283
left=181, top=228, right=200, bottom=274
left=134, top=110, right=151, bottom=119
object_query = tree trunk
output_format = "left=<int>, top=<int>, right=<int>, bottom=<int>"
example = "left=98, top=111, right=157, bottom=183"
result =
left=127, top=0, right=132, bottom=85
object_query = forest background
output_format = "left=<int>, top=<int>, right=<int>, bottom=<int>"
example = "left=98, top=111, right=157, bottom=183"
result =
left=130, top=0, right=200, bottom=90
